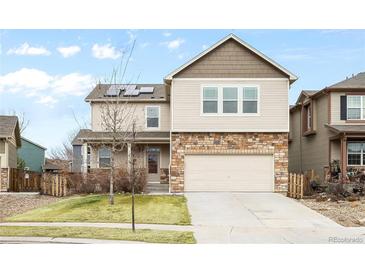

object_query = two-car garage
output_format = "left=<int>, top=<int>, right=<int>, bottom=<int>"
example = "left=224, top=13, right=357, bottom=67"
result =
left=184, top=154, right=274, bottom=192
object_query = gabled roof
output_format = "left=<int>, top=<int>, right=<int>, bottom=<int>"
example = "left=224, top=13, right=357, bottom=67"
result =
left=328, top=72, right=365, bottom=89
left=21, top=137, right=47, bottom=150
left=0, top=115, right=21, bottom=147
left=164, top=33, right=298, bottom=82
left=85, top=84, right=168, bottom=102
left=295, top=90, right=320, bottom=104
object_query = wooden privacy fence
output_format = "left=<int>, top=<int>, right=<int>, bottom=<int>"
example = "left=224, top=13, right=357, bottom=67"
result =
left=8, top=168, right=41, bottom=192
left=288, top=173, right=304, bottom=199
left=41, top=173, right=69, bottom=197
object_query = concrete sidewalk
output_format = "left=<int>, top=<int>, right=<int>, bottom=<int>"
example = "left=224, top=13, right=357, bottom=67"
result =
left=0, top=222, right=194, bottom=231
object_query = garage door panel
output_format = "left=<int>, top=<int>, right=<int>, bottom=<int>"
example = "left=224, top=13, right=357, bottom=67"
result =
left=184, top=155, right=273, bottom=192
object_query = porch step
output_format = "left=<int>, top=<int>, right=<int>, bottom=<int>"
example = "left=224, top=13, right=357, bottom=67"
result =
left=145, top=183, right=169, bottom=193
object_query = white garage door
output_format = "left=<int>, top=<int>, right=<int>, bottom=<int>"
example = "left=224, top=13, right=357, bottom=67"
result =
left=184, top=154, right=274, bottom=192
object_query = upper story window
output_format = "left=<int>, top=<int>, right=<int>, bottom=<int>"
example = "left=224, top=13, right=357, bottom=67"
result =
left=302, top=101, right=314, bottom=135
left=202, top=85, right=259, bottom=115
left=146, top=106, right=160, bottom=129
left=347, top=95, right=365, bottom=120
left=243, top=87, right=258, bottom=114
left=99, top=147, right=111, bottom=168
left=223, top=88, right=238, bottom=113
left=203, top=87, right=218, bottom=113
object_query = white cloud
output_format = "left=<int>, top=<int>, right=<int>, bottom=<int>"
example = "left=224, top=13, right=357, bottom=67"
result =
left=161, top=38, right=185, bottom=50
left=163, top=32, right=172, bottom=37
left=36, top=96, right=58, bottom=107
left=202, top=44, right=208, bottom=50
left=57, top=45, right=81, bottom=58
left=7, top=43, right=51, bottom=56
left=0, top=68, right=94, bottom=107
left=127, top=30, right=137, bottom=44
left=92, top=43, right=122, bottom=59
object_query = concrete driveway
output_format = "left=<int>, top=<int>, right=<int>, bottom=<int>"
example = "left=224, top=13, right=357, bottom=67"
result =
left=186, top=192, right=365, bottom=243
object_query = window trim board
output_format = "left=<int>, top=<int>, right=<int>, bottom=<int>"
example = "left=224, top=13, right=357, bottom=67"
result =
left=145, top=105, right=161, bottom=130
left=200, top=84, right=260, bottom=117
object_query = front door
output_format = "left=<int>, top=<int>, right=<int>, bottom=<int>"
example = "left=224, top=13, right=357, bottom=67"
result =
left=147, top=148, right=160, bottom=182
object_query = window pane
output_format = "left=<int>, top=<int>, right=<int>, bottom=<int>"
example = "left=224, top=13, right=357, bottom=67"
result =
left=223, top=101, right=238, bottom=113
left=348, top=154, right=361, bottom=165
left=147, top=117, right=159, bottom=128
left=243, top=87, right=258, bottom=100
left=203, top=101, right=218, bottom=113
left=99, top=147, right=111, bottom=157
left=348, top=96, right=361, bottom=108
left=147, top=107, right=159, bottom=117
left=243, top=101, right=258, bottom=113
left=348, top=108, right=361, bottom=119
left=223, top=88, right=238, bottom=100
left=99, top=158, right=111, bottom=167
left=348, top=143, right=362, bottom=153
left=203, top=87, right=218, bottom=100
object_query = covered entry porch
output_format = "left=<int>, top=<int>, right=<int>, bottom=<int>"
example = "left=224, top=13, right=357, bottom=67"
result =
left=327, top=125, right=365, bottom=179
left=76, top=131, right=170, bottom=184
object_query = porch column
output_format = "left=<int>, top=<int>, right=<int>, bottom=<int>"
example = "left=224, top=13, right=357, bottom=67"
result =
left=127, top=143, right=132, bottom=174
left=82, top=143, right=88, bottom=174
left=340, top=136, right=347, bottom=180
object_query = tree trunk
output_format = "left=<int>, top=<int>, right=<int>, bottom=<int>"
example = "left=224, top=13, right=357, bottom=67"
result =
left=109, top=152, right=114, bottom=205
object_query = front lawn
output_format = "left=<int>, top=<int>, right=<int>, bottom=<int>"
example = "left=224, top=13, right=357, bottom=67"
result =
left=0, top=226, right=195, bottom=244
left=6, top=194, right=191, bottom=225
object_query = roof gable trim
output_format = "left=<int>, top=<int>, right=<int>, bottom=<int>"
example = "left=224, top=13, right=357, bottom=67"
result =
left=164, top=34, right=298, bottom=82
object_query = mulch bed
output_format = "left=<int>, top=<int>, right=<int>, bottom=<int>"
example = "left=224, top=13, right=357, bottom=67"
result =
left=0, top=194, right=61, bottom=221
left=300, top=197, right=365, bottom=227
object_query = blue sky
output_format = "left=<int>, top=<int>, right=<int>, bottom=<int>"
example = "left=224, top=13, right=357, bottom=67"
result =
left=0, top=29, right=365, bottom=153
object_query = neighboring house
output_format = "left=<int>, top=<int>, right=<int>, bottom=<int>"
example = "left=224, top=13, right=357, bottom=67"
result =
left=73, top=34, right=297, bottom=193
left=0, top=115, right=21, bottom=191
left=17, top=137, right=46, bottom=173
left=289, top=72, right=365, bottom=182
left=43, top=158, right=70, bottom=173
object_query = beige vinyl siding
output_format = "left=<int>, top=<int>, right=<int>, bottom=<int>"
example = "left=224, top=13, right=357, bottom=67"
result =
left=331, top=91, right=346, bottom=125
left=91, top=102, right=170, bottom=132
left=289, top=95, right=335, bottom=181
left=184, top=154, right=274, bottom=192
left=172, top=79, right=289, bottom=132
left=175, top=38, right=287, bottom=79
left=7, top=142, right=17, bottom=168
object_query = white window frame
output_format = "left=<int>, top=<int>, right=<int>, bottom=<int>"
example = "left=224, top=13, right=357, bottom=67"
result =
left=222, top=87, right=239, bottom=114
left=347, top=142, right=365, bottom=166
left=200, top=84, right=260, bottom=116
left=145, top=105, right=160, bottom=130
left=98, top=147, right=111, bottom=168
left=347, top=95, right=365, bottom=120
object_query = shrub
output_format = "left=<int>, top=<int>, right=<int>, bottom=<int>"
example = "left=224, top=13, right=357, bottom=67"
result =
left=64, top=168, right=147, bottom=194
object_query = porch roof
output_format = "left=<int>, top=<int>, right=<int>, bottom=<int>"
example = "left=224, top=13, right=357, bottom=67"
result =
left=72, top=129, right=170, bottom=145
left=325, top=124, right=365, bottom=134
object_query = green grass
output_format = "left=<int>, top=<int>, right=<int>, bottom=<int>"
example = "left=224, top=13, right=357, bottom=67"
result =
left=0, top=226, right=195, bottom=244
left=6, top=194, right=191, bottom=225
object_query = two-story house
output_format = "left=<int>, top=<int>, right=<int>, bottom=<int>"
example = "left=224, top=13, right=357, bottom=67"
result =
left=72, top=34, right=297, bottom=193
left=0, top=115, right=21, bottom=192
left=289, top=72, right=365, bottom=182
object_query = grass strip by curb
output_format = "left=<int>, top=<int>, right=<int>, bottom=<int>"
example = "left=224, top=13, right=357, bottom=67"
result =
left=6, top=194, right=191, bottom=225
left=0, top=226, right=196, bottom=244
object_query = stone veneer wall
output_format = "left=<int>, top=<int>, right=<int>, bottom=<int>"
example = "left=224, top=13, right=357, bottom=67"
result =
left=160, top=168, right=169, bottom=184
left=170, top=132, right=288, bottom=193
left=0, top=168, right=9, bottom=192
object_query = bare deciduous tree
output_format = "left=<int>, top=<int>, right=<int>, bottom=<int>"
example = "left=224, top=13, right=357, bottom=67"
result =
left=8, top=110, right=29, bottom=134
left=49, top=129, right=79, bottom=161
